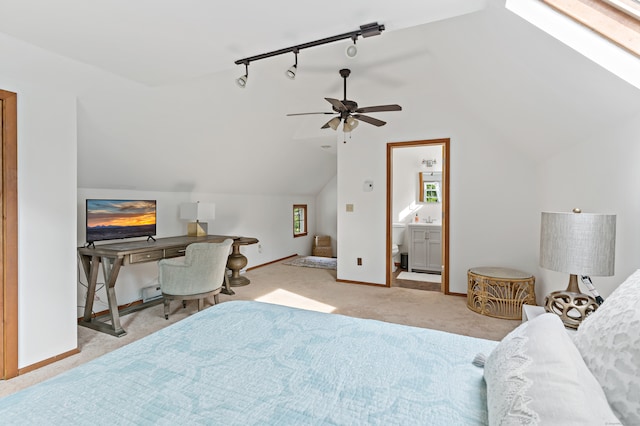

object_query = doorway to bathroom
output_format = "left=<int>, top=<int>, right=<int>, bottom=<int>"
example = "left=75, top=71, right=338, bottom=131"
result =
left=386, top=138, right=450, bottom=293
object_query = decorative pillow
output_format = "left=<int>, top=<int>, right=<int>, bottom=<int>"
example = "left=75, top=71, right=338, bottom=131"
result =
left=573, top=269, right=640, bottom=426
left=484, top=313, right=619, bottom=426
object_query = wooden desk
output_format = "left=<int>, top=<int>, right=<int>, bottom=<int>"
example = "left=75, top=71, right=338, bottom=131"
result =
left=78, top=235, right=238, bottom=337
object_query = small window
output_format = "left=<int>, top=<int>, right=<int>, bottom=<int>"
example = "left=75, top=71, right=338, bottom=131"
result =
left=293, top=205, right=307, bottom=237
left=423, top=182, right=441, bottom=203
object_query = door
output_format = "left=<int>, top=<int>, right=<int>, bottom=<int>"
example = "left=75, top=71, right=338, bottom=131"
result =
left=387, top=139, right=450, bottom=292
left=0, top=89, right=18, bottom=379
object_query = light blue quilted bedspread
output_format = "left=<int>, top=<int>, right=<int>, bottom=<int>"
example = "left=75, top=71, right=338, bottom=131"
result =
left=0, top=301, right=497, bottom=425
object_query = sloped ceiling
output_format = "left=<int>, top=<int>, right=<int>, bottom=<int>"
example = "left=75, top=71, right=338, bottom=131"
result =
left=1, top=0, right=639, bottom=195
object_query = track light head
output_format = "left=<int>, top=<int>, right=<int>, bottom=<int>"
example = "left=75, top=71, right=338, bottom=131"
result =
left=236, top=74, right=248, bottom=88
left=345, top=36, right=358, bottom=58
left=286, top=50, right=298, bottom=80
left=236, top=62, right=249, bottom=88
left=286, top=64, right=297, bottom=79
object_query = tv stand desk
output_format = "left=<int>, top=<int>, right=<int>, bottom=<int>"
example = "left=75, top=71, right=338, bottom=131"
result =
left=78, top=235, right=241, bottom=337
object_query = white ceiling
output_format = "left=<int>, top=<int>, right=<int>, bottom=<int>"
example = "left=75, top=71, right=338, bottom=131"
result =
left=2, top=0, right=639, bottom=195
left=0, top=0, right=485, bottom=86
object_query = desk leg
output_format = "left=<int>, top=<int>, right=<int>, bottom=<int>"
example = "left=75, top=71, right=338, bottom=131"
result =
left=81, top=255, right=99, bottom=323
left=102, top=257, right=125, bottom=336
left=79, top=255, right=127, bottom=337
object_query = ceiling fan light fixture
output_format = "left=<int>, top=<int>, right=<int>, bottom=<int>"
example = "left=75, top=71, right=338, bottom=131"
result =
left=328, top=117, right=341, bottom=130
left=236, top=62, right=249, bottom=88
left=343, top=116, right=359, bottom=132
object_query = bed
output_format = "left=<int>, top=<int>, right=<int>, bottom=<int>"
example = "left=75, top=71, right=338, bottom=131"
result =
left=1, top=270, right=638, bottom=425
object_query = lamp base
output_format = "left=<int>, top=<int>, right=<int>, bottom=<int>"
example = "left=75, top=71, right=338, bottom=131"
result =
left=187, top=221, right=208, bottom=237
left=544, top=290, right=598, bottom=329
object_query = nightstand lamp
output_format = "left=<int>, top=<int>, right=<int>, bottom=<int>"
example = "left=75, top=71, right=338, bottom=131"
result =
left=180, top=202, right=215, bottom=237
left=539, top=209, right=616, bottom=329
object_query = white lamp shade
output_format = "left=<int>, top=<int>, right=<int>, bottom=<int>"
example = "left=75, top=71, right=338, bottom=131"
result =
left=540, top=211, right=616, bottom=276
left=180, top=202, right=215, bottom=221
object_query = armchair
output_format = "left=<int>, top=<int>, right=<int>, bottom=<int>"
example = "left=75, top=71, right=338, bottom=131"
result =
left=158, top=239, right=233, bottom=319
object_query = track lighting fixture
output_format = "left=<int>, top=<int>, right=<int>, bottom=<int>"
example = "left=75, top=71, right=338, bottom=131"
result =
left=236, top=62, right=249, bottom=88
left=234, top=22, right=384, bottom=87
left=286, top=50, right=298, bottom=80
left=345, top=36, right=358, bottom=58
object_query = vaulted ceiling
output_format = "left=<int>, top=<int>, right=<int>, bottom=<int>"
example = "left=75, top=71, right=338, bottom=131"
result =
left=1, top=0, right=639, bottom=195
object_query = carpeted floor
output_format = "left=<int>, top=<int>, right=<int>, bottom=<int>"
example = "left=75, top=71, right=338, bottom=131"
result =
left=0, top=259, right=519, bottom=397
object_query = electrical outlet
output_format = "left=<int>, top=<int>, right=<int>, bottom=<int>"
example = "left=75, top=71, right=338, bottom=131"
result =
left=346, top=204, right=354, bottom=212
left=357, top=257, right=362, bottom=266
left=258, top=244, right=263, bottom=254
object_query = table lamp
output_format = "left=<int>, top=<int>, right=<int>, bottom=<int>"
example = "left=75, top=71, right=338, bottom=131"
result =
left=180, top=202, right=215, bottom=237
left=539, top=208, right=616, bottom=329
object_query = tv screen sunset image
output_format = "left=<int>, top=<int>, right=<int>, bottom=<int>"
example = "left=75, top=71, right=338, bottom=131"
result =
left=86, top=199, right=156, bottom=243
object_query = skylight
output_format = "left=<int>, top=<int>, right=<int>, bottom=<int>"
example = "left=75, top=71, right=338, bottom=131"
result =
left=506, top=0, right=640, bottom=90
left=542, top=0, right=640, bottom=57
left=604, top=0, right=640, bottom=20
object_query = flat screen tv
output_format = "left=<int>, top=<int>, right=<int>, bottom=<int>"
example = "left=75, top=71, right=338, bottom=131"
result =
left=86, top=199, right=157, bottom=244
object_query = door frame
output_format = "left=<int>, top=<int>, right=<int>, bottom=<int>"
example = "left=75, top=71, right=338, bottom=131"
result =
left=386, top=138, right=450, bottom=293
left=1, top=89, right=18, bottom=379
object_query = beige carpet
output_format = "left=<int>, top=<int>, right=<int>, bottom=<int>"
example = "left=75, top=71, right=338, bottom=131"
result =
left=0, top=259, right=519, bottom=397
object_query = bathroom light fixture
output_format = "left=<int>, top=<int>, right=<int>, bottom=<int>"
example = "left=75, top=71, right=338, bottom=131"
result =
left=234, top=22, right=384, bottom=86
left=236, top=62, right=249, bottom=88
left=345, top=36, right=358, bottom=58
left=286, top=49, right=298, bottom=79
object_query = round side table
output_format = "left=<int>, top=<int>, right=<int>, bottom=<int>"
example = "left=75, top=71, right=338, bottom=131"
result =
left=467, top=267, right=536, bottom=320
left=226, top=237, right=259, bottom=291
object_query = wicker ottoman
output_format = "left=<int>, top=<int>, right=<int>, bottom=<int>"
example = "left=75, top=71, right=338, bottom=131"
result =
left=467, top=267, right=536, bottom=320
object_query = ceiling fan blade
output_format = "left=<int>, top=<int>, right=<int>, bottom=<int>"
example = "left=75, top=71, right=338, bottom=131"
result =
left=355, top=104, right=402, bottom=113
left=287, top=112, right=335, bottom=116
left=325, top=98, right=347, bottom=112
left=353, top=114, right=386, bottom=127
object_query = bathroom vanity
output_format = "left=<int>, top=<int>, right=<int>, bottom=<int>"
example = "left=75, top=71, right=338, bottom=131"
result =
left=408, top=223, right=442, bottom=273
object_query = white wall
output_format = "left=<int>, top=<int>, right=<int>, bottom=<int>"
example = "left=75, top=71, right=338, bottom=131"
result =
left=0, top=74, right=78, bottom=369
left=77, top=188, right=316, bottom=317
left=337, top=80, right=539, bottom=292
left=535, top=110, right=640, bottom=302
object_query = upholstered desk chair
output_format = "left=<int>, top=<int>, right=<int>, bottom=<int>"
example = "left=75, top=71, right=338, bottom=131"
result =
left=158, top=239, right=233, bottom=320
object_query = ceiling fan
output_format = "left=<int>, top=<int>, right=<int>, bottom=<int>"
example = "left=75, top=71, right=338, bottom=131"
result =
left=287, top=68, right=402, bottom=132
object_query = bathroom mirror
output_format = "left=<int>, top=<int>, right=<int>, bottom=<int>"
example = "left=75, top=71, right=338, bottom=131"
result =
left=418, top=172, right=442, bottom=203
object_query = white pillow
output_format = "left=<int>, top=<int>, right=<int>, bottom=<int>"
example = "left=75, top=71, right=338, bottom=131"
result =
left=484, top=313, right=619, bottom=426
left=573, top=269, right=640, bottom=426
